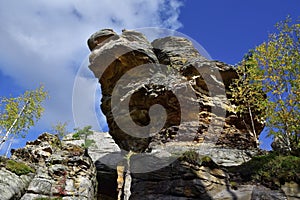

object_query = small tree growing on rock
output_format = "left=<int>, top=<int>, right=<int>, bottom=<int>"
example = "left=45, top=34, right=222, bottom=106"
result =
left=72, top=125, right=96, bottom=149
left=229, top=51, right=267, bottom=147
left=52, top=121, right=68, bottom=139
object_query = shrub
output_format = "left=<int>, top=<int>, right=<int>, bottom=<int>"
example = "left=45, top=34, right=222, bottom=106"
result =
left=232, top=152, right=300, bottom=187
left=72, top=126, right=95, bottom=148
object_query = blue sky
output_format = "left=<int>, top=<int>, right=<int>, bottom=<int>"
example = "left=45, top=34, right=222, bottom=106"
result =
left=0, top=0, right=299, bottom=154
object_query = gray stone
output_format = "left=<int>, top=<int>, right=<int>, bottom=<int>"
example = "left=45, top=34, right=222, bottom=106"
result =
left=20, top=194, right=50, bottom=200
left=281, top=182, right=300, bottom=200
left=0, top=168, right=34, bottom=200
left=251, top=185, right=287, bottom=200
left=6, top=133, right=98, bottom=199
left=150, top=142, right=257, bottom=167
left=63, top=131, right=121, bottom=163
left=26, top=178, right=52, bottom=195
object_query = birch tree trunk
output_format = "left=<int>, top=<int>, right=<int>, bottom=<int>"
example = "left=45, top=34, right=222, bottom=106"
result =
left=248, top=106, right=259, bottom=146
left=0, top=100, right=30, bottom=152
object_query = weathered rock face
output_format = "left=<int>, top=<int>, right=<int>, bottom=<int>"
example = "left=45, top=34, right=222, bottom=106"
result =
left=0, top=133, right=98, bottom=200
left=0, top=158, right=34, bottom=200
left=281, top=182, right=300, bottom=200
left=63, top=131, right=122, bottom=200
left=129, top=159, right=290, bottom=200
left=88, top=29, right=264, bottom=153
left=85, top=29, right=300, bottom=200
left=2, top=130, right=294, bottom=200
left=61, top=130, right=293, bottom=200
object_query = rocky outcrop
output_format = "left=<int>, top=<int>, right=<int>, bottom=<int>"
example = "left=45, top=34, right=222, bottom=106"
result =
left=64, top=131, right=255, bottom=199
left=1, top=28, right=296, bottom=200
left=1, top=130, right=298, bottom=200
left=63, top=131, right=122, bottom=200
left=281, top=182, right=300, bottom=200
left=0, top=133, right=98, bottom=200
left=88, top=29, right=264, bottom=153
left=63, top=131, right=298, bottom=200
left=84, top=29, right=300, bottom=200
left=0, top=158, right=34, bottom=200
left=129, top=159, right=289, bottom=200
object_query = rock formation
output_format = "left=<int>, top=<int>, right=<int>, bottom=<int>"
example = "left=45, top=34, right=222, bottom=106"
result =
left=0, top=133, right=97, bottom=200
left=88, top=29, right=264, bottom=153
left=1, top=130, right=299, bottom=199
left=85, top=29, right=298, bottom=200
left=65, top=131, right=299, bottom=200
left=1, top=29, right=298, bottom=200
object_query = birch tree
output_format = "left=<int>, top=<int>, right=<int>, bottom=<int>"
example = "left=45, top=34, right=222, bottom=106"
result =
left=0, top=85, right=48, bottom=154
left=230, top=17, right=299, bottom=154
left=229, top=51, right=267, bottom=147
left=254, top=17, right=300, bottom=154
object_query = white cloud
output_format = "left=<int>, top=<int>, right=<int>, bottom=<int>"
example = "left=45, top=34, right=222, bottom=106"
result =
left=0, top=0, right=183, bottom=136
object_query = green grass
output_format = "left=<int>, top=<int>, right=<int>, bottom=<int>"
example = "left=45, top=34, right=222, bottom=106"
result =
left=5, top=160, right=35, bottom=175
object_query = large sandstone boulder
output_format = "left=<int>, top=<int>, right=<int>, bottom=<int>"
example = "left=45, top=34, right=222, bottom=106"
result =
left=88, top=29, right=264, bottom=153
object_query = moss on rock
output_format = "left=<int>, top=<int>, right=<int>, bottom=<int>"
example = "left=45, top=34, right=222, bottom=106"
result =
left=5, top=159, right=35, bottom=175
left=179, top=150, right=218, bottom=168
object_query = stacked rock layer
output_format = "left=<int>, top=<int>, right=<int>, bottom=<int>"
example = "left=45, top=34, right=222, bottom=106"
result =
left=88, top=29, right=264, bottom=152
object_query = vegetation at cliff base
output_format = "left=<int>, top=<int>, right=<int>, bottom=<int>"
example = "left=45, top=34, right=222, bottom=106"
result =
left=231, top=152, right=300, bottom=188
left=228, top=17, right=300, bottom=189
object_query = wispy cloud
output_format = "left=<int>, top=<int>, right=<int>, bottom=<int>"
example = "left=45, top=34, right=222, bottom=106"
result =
left=0, top=0, right=183, bottom=139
